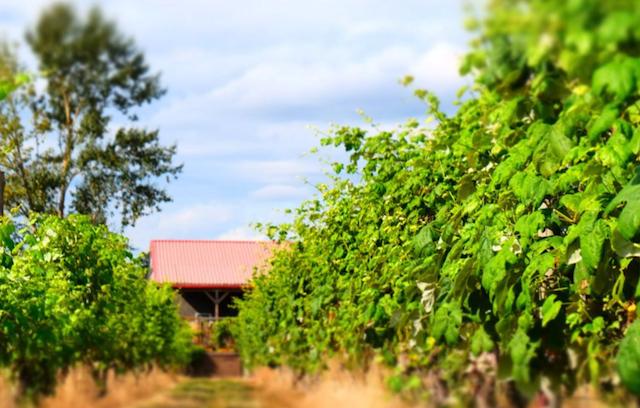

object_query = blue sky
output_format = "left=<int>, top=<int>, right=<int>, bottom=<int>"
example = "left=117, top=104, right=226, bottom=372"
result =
left=1, top=1, right=471, bottom=250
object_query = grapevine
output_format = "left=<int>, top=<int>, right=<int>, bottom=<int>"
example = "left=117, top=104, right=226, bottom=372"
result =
left=234, top=0, right=640, bottom=403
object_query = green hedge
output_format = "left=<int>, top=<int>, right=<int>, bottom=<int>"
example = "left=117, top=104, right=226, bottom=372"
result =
left=233, top=0, right=640, bottom=402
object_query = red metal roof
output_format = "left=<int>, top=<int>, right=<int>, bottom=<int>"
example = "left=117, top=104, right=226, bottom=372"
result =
left=150, top=240, right=276, bottom=288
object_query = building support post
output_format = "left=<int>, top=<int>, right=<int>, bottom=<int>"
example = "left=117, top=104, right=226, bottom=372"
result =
left=204, top=290, right=229, bottom=320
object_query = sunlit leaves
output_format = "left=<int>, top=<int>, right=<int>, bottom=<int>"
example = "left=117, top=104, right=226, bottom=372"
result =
left=605, top=168, right=640, bottom=242
left=592, top=59, right=640, bottom=101
left=617, top=320, right=640, bottom=395
left=0, top=73, right=29, bottom=101
left=572, top=211, right=609, bottom=269
left=532, top=124, right=574, bottom=177
left=470, top=327, right=494, bottom=356
left=232, top=0, right=640, bottom=401
left=0, top=215, right=193, bottom=395
left=588, top=104, right=619, bottom=142
left=611, top=229, right=640, bottom=258
left=510, top=171, right=550, bottom=208
left=541, top=295, right=562, bottom=327
left=412, top=225, right=437, bottom=257
left=509, top=328, right=539, bottom=386
left=432, top=304, right=463, bottom=346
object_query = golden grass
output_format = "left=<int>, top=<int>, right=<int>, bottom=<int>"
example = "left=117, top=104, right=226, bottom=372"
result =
left=0, top=363, right=632, bottom=408
left=250, top=361, right=414, bottom=408
left=0, top=366, right=177, bottom=408
left=248, top=363, right=630, bottom=408
left=39, top=366, right=177, bottom=408
left=0, top=372, right=16, bottom=408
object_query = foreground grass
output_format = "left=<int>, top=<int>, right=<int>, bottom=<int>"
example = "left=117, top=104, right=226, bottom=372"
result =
left=137, top=379, right=289, bottom=408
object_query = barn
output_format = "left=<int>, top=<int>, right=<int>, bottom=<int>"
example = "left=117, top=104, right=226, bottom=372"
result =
left=149, top=240, right=275, bottom=321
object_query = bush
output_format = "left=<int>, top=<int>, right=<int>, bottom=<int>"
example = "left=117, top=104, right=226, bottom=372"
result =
left=0, top=214, right=194, bottom=396
left=209, top=318, right=237, bottom=352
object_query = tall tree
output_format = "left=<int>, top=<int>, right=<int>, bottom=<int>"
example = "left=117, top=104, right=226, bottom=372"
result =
left=0, top=3, right=181, bottom=227
left=0, top=43, right=28, bottom=102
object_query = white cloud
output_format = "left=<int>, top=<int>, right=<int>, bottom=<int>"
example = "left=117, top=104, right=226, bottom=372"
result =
left=217, top=226, right=266, bottom=241
left=411, top=42, right=466, bottom=90
left=156, top=45, right=460, bottom=120
left=173, top=121, right=319, bottom=158
left=230, top=159, right=319, bottom=184
left=249, top=184, right=311, bottom=201
left=154, top=202, right=233, bottom=237
left=5, top=0, right=469, bottom=251
left=96, top=0, right=463, bottom=52
left=149, top=42, right=467, bottom=147
left=124, top=201, right=233, bottom=249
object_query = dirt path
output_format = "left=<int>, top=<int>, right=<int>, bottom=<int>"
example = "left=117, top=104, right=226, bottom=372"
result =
left=131, top=378, right=296, bottom=408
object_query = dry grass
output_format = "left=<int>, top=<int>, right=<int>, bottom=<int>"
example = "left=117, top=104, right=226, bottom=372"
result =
left=0, top=366, right=178, bottom=408
left=250, top=361, right=414, bottom=408
left=128, top=374, right=408, bottom=408
left=39, top=366, right=177, bottom=408
left=124, top=361, right=413, bottom=408
left=0, top=372, right=17, bottom=408
left=1, top=364, right=633, bottom=408
left=248, top=363, right=632, bottom=408
left=132, top=379, right=266, bottom=408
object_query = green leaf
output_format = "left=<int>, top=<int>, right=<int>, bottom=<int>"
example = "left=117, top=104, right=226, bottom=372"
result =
left=605, top=168, right=640, bottom=242
left=612, top=229, right=640, bottom=258
left=514, top=211, right=546, bottom=249
left=432, top=304, right=462, bottom=345
left=482, top=249, right=509, bottom=299
left=533, top=125, right=574, bottom=177
left=509, top=328, right=538, bottom=385
left=579, top=211, right=608, bottom=269
left=14, top=73, right=30, bottom=87
left=310, top=297, right=322, bottom=316
left=510, top=172, right=551, bottom=208
left=598, top=12, right=638, bottom=44
left=412, top=225, right=437, bottom=257
left=592, top=59, right=638, bottom=101
left=617, top=320, right=640, bottom=395
left=471, top=327, right=494, bottom=356
left=386, top=375, right=404, bottom=393
left=588, top=104, right=619, bottom=142
left=457, top=174, right=476, bottom=201
left=630, top=127, right=640, bottom=155
left=541, top=294, right=562, bottom=327
left=598, top=131, right=634, bottom=168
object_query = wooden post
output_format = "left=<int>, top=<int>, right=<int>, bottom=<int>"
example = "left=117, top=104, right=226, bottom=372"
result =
left=204, top=290, right=229, bottom=321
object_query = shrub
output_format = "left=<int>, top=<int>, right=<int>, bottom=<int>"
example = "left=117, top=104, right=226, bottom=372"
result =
left=0, top=214, right=194, bottom=395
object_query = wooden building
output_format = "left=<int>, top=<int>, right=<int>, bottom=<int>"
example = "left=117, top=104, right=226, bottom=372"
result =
left=149, top=240, right=275, bottom=321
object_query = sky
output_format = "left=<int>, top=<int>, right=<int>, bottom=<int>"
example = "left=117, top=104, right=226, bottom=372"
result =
left=1, top=0, right=471, bottom=250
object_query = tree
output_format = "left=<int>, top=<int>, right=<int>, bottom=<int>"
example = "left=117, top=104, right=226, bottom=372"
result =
left=0, top=44, right=28, bottom=102
left=0, top=3, right=181, bottom=227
